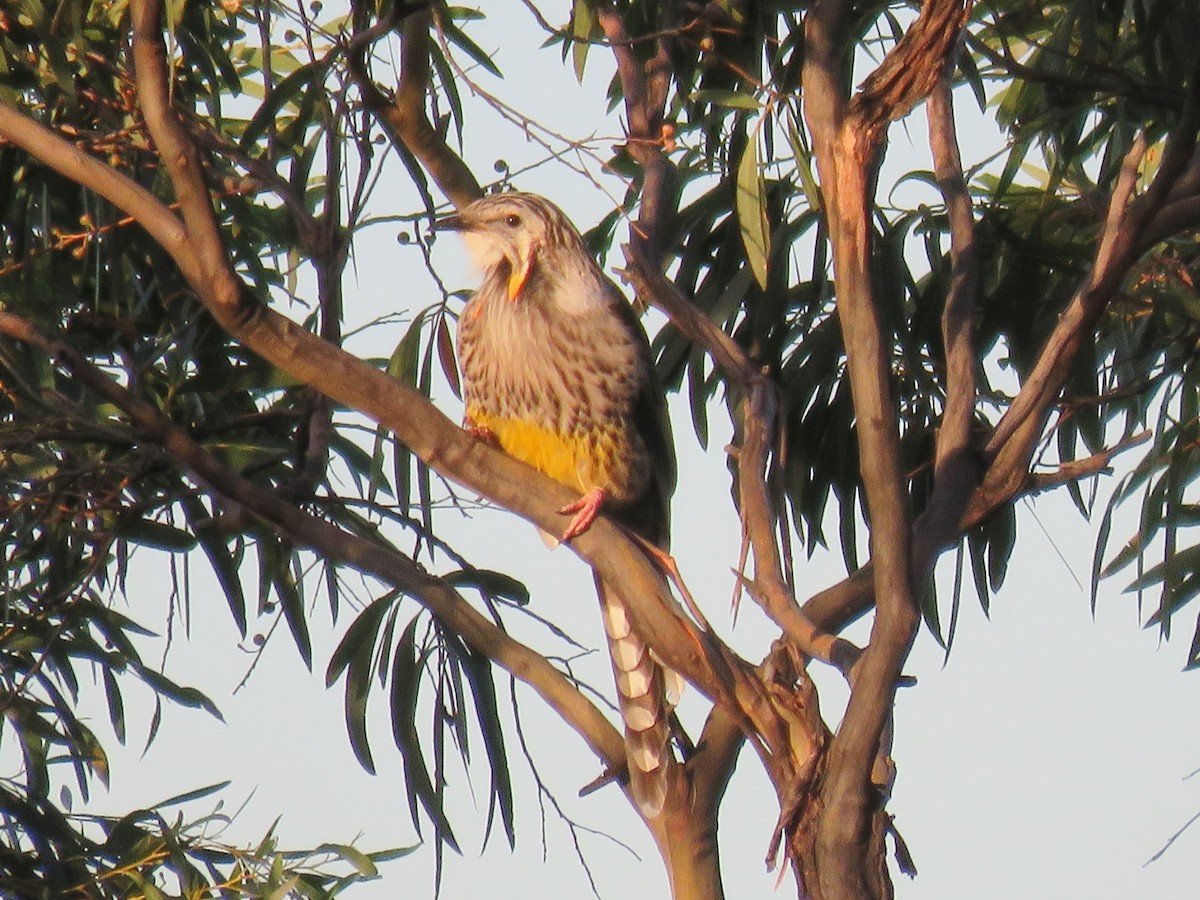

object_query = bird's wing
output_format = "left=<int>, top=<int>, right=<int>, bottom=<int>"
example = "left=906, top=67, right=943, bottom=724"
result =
left=607, top=281, right=676, bottom=549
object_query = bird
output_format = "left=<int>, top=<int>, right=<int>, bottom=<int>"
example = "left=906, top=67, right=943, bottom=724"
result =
left=440, top=191, right=678, bottom=817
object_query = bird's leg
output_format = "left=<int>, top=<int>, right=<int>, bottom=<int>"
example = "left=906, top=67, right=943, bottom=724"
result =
left=462, top=416, right=498, bottom=446
left=559, top=487, right=606, bottom=542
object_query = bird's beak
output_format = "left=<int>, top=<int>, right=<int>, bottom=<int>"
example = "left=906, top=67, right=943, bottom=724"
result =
left=433, top=212, right=468, bottom=232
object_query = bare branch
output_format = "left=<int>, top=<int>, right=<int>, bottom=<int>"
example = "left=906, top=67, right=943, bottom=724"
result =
left=906, top=74, right=988, bottom=618
left=347, top=2, right=481, bottom=210
left=129, top=0, right=241, bottom=313
left=801, top=5, right=972, bottom=894
left=1028, top=430, right=1152, bottom=492
left=927, top=76, right=978, bottom=472
left=621, top=246, right=758, bottom=387
left=736, top=384, right=861, bottom=675
left=594, top=1, right=676, bottom=261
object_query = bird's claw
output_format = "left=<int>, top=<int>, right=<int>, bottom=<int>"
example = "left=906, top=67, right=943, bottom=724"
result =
left=559, top=488, right=605, bottom=542
left=463, top=419, right=498, bottom=446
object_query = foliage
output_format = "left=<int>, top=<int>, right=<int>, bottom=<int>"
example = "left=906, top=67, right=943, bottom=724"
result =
left=0, top=0, right=1199, bottom=897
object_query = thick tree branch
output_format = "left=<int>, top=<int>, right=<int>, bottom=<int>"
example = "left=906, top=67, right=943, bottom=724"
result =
left=801, top=423, right=1154, bottom=637
left=0, top=310, right=627, bottom=772
left=129, top=0, right=241, bottom=313
left=851, top=0, right=973, bottom=141
left=912, top=74, right=987, bottom=611
left=927, top=77, right=978, bottom=473
left=623, top=247, right=856, bottom=675
left=802, top=5, right=970, bottom=896
left=802, top=12, right=1200, bottom=645
left=622, top=246, right=758, bottom=385
left=0, top=48, right=799, bottom=773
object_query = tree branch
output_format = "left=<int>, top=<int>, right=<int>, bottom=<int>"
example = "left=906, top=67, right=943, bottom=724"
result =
left=622, top=246, right=759, bottom=385
left=927, top=75, right=978, bottom=473
left=986, top=50, right=1200, bottom=467
left=346, top=1, right=481, bottom=211
left=851, top=0, right=974, bottom=142
left=911, top=73, right=987, bottom=612
left=594, top=1, right=675, bottom=262
left=0, top=42, right=795, bottom=762
left=0, top=310, right=628, bottom=771
left=802, top=16, right=1200, bottom=645
left=129, top=0, right=242, bottom=313
left=736, top=382, right=861, bottom=675
left=802, top=5, right=970, bottom=896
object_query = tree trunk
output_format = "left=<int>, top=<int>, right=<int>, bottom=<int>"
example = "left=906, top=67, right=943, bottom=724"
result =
left=649, top=798, right=725, bottom=900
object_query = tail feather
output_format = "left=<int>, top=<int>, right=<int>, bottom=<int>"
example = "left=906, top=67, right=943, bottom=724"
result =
left=598, top=577, right=673, bottom=817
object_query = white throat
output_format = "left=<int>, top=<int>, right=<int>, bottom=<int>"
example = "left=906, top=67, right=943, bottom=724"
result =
left=461, top=229, right=510, bottom=273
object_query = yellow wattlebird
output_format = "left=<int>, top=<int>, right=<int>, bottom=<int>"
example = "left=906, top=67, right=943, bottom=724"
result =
left=440, top=192, right=678, bottom=817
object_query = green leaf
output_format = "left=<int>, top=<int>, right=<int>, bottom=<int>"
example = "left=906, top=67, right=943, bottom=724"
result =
left=240, top=60, right=326, bottom=151
left=132, top=666, right=224, bottom=722
left=274, top=551, right=312, bottom=671
left=967, top=527, right=990, bottom=615
left=457, top=644, right=513, bottom=848
left=571, top=0, right=594, bottom=82
left=390, top=618, right=460, bottom=852
left=442, top=18, right=501, bottom=78
left=182, top=495, right=247, bottom=637
left=784, top=108, right=822, bottom=213
left=1125, top=542, right=1200, bottom=593
left=327, top=592, right=398, bottom=687
left=736, top=132, right=770, bottom=290
left=316, top=843, right=378, bottom=877
left=344, top=637, right=376, bottom=775
left=1091, top=480, right=1121, bottom=613
left=436, top=313, right=460, bottom=400
left=987, top=508, right=1016, bottom=593
left=691, top=88, right=762, bottom=110
left=152, top=781, right=232, bottom=809
left=102, top=667, right=126, bottom=745
left=443, top=569, right=529, bottom=607
left=117, top=517, right=197, bottom=553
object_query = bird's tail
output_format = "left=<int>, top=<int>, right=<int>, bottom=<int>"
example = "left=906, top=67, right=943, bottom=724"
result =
left=596, top=575, right=677, bottom=818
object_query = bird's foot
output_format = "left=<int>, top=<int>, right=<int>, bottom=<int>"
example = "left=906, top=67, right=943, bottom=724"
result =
left=463, top=419, right=498, bottom=446
left=559, top=488, right=606, bottom=542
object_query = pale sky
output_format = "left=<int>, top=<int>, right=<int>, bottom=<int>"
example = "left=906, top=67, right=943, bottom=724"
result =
left=60, top=6, right=1200, bottom=899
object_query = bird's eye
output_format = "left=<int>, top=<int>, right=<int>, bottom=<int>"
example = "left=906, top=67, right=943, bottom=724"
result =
left=505, top=214, right=521, bottom=227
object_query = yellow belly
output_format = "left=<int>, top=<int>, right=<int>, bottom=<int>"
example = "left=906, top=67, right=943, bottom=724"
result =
left=467, top=405, right=622, bottom=496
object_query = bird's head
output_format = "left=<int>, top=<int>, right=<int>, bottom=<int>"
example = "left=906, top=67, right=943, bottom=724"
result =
left=436, top=193, right=582, bottom=301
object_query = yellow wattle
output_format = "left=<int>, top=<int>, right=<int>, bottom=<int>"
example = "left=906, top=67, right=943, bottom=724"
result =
left=506, top=267, right=527, bottom=300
